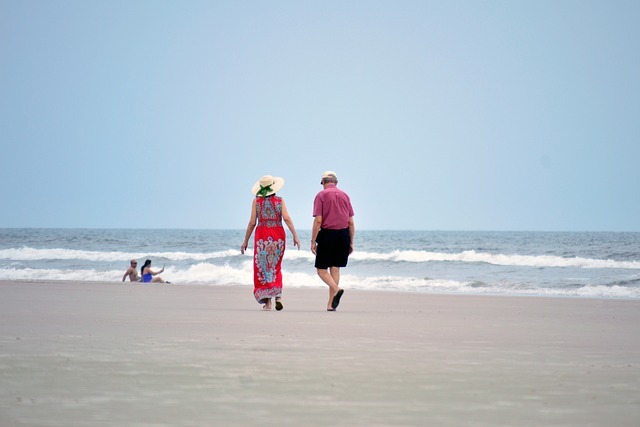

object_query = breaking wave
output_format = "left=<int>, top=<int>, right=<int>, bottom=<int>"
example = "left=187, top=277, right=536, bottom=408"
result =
left=2, top=263, right=639, bottom=299
left=2, top=247, right=638, bottom=270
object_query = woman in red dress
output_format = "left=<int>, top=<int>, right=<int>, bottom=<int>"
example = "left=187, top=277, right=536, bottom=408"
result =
left=241, top=175, right=300, bottom=310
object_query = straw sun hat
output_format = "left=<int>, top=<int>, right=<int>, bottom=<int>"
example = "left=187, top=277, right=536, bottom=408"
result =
left=251, top=175, right=285, bottom=197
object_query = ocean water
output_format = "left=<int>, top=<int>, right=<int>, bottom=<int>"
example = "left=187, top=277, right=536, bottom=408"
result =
left=1, top=229, right=639, bottom=299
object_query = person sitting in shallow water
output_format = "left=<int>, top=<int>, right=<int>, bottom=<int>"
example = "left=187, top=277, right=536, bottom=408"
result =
left=122, top=259, right=141, bottom=282
left=140, top=259, right=168, bottom=283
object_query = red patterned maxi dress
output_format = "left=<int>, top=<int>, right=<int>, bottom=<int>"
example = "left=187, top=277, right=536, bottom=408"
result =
left=253, top=195, right=286, bottom=303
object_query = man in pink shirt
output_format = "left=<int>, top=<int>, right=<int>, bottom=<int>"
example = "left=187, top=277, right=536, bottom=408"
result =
left=311, top=171, right=355, bottom=311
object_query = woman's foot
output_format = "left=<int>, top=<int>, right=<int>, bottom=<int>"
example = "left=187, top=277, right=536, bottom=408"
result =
left=275, top=299, right=283, bottom=311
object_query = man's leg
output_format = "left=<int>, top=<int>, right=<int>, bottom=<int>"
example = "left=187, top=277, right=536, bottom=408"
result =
left=329, top=266, right=345, bottom=309
left=317, top=268, right=339, bottom=310
left=329, top=266, right=340, bottom=288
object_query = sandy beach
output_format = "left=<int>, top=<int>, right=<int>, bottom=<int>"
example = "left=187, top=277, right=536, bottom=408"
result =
left=1, top=280, right=639, bottom=426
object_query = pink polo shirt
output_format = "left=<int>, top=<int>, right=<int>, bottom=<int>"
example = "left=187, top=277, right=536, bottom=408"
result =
left=312, top=184, right=355, bottom=230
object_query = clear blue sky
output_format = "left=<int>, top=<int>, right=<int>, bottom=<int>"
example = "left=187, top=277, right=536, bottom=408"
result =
left=2, top=0, right=639, bottom=231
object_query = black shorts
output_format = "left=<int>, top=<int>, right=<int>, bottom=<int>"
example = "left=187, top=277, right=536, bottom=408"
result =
left=314, top=228, right=351, bottom=269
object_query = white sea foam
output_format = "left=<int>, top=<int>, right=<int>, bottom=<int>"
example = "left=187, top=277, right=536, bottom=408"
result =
left=0, top=247, right=239, bottom=262
left=0, top=263, right=251, bottom=284
left=2, top=247, right=639, bottom=269
left=3, top=264, right=639, bottom=299
left=349, top=249, right=640, bottom=269
left=0, top=267, right=124, bottom=282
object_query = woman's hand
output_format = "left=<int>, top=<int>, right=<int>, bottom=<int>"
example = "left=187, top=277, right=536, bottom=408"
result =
left=241, top=241, right=248, bottom=254
left=293, top=236, right=300, bottom=250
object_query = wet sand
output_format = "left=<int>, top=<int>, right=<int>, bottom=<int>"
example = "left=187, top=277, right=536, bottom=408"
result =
left=1, top=280, right=639, bottom=426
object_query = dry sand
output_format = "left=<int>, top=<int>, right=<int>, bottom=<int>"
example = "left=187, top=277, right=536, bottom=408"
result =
left=1, top=280, right=639, bottom=426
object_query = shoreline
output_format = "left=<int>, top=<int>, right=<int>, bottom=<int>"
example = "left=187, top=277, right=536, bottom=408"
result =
left=2, top=278, right=640, bottom=301
left=1, top=280, right=639, bottom=426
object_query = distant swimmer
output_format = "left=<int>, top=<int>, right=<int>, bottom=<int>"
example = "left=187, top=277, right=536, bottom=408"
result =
left=122, top=259, right=141, bottom=282
left=140, top=259, right=168, bottom=283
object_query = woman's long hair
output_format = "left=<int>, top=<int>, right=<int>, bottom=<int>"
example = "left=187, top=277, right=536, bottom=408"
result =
left=141, top=259, right=151, bottom=277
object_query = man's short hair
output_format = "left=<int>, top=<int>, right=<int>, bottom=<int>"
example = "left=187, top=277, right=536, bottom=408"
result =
left=321, top=171, right=338, bottom=184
